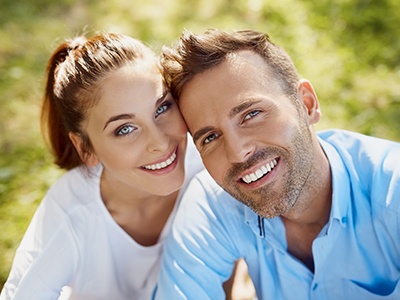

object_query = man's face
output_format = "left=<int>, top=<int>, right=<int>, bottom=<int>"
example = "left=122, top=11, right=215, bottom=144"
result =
left=179, top=51, right=317, bottom=218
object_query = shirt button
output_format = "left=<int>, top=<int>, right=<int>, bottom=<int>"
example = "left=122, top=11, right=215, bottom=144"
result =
left=341, top=217, right=348, bottom=224
left=312, top=283, right=318, bottom=291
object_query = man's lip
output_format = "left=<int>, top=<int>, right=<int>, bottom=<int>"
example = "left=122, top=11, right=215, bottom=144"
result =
left=237, top=157, right=279, bottom=183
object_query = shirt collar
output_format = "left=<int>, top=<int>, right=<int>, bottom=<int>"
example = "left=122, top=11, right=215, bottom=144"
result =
left=244, top=205, right=265, bottom=237
left=318, top=137, right=351, bottom=227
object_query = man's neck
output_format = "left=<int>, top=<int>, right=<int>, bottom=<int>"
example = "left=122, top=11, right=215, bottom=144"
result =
left=280, top=145, right=332, bottom=272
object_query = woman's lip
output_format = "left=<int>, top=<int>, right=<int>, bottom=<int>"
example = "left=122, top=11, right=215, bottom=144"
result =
left=141, top=147, right=178, bottom=170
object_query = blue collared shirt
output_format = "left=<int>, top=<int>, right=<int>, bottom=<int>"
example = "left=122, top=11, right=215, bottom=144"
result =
left=154, top=129, right=400, bottom=299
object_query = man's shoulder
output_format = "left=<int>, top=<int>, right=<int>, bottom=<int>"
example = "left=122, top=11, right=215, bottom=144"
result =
left=318, top=129, right=399, bottom=151
left=319, top=129, right=400, bottom=212
left=192, top=170, right=225, bottom=194
left=318, top=129, right=400, bottom=167
left=182, top=169, right=247, bottom=217
left=190, top=170, right=243, bottom=204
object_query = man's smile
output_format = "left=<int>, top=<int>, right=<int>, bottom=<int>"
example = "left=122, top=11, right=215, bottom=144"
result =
left=241, top=158, right=278, bottom=184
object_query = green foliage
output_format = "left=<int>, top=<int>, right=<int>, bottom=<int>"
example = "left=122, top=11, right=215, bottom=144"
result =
left=0, top=0, right=399, bottom=290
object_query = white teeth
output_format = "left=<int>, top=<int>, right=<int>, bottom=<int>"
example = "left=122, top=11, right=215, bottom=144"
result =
left=143, top=152, right=176, bottom=170
left=242, top=159, right=277, bottom=184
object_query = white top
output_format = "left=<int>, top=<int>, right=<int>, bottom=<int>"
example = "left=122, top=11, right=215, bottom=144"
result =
left=0, top=137, right=203, bottom=300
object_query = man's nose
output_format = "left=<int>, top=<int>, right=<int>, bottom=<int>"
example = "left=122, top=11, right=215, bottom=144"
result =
left=224, top=131, right=255, bottom=163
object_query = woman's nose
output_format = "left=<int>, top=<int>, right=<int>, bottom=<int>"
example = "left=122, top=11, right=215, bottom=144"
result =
left=146, top=124, right=169, bottom=153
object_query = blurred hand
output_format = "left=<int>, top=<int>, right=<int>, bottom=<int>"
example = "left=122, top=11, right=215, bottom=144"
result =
left=224, top=258, right=257, bottom=300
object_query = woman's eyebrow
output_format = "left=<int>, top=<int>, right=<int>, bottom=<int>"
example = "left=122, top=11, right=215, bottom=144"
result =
left=103, top=114, right=135, bottom=131
left=103, top=92, right=169, bottom=131
left=155, top=91, right=168, bottom=107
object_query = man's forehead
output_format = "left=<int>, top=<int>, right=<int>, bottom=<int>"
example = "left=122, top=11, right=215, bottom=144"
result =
left=179, top=50, right=277, bottom=107
left=182, top=50, right=268, bottom=91
left=226, top=50, right=268, bottom=72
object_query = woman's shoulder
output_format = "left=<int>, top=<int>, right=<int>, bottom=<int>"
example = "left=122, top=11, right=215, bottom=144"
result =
left=45, top=164, right=102, bottom=213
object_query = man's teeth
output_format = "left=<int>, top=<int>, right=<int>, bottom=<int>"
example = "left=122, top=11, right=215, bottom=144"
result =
left=242, top=159, right=277, bottom=184
left=143, top=152, right=176, bottom=170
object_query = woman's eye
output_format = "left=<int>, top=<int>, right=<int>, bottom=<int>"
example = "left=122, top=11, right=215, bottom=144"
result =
left=244, top=110, right=260, bottom=121
left=116, top=125, right=134, bottom=136
left=204, top=133, right=219, bottom=144
left=155, top=101, right=172, bottom=118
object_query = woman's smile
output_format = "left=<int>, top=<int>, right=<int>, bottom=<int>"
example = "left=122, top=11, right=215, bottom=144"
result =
left=142, top=148, right=178, bottom=171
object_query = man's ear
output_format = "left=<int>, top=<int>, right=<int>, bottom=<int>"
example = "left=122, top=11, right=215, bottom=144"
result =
left=297, top=79, right=321, bottom=125
left=69, top=132, right=99, bottom=167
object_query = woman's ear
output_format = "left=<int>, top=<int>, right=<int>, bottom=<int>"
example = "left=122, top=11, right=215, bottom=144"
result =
left=69, top=132, right=99, bottom=167
left=297, top=79, right=321, bottom=125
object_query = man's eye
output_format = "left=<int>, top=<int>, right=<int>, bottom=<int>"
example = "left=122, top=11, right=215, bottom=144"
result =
left=244, top=110, right=260, bottom=121
left=116, top=125, right=134, bottom=136
left=204, top=133, right=219, bottom=144
left=155, top=101, right=172, bottom=118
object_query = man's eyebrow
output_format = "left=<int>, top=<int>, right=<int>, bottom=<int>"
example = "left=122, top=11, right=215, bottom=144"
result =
left=103, top=114, right=135, bottom=131
left=192, top=126, right=215, bottom=145
left=192, top=100, right=263, bottom=144
left=228, top=100, right=262, bottom=118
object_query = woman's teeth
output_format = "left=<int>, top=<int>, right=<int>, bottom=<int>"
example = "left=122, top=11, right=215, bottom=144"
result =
left=143, top=152, right=176, bottom=170
left=242, top=159, right=277, bottom=184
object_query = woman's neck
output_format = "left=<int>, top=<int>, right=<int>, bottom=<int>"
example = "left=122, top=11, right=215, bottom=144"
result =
left=100, top=170, right=180, bottom=246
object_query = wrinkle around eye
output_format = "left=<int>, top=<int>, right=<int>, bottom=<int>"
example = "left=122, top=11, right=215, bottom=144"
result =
left=204, top=132, right=219, bottom=144
left=192, top=125, right=216, bottom=146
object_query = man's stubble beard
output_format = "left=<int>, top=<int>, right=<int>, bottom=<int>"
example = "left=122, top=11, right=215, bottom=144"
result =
left=221, top=123, right=314, bottom=219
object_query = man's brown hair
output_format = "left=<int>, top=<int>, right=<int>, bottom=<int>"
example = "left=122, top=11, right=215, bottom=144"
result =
left=162, top=28, right=300, bottom=102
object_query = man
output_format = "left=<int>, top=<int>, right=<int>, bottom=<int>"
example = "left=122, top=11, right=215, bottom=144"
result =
left=154, top=29, right=400, bottom=299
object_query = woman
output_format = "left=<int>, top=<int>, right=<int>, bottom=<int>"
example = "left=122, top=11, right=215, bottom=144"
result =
left=0, top=32, right=203, bottom=300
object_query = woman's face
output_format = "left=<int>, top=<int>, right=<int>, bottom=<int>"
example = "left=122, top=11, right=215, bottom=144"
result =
left=83, top=60, right=188, bottom=198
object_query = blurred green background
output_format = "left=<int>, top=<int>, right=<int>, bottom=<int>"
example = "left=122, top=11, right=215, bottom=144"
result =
left=1, top=0, right=399, bottom=290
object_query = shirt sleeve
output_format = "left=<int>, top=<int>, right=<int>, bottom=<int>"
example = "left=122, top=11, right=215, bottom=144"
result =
left=0, top=194, right=78, bottom=300
left=153, top=171, right=244, bottom=300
